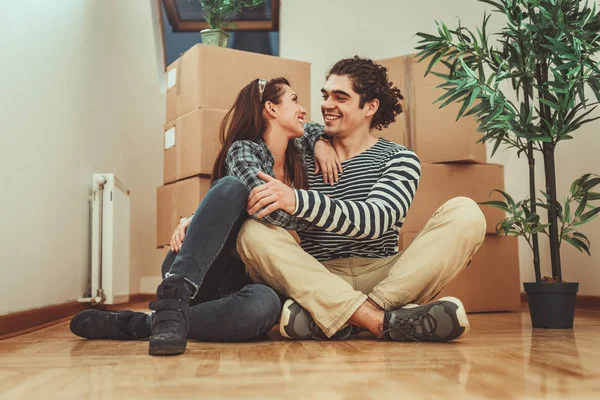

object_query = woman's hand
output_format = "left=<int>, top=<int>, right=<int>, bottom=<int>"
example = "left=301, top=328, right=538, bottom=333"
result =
left=170, top=216, right=192, bottom=252
left=247, top=172, right=296, bottom=218
left=314, top=138, right=342, bottom=186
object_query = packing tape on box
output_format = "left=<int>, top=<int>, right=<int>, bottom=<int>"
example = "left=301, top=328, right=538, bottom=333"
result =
left=165, top=127, right=175, bottom=149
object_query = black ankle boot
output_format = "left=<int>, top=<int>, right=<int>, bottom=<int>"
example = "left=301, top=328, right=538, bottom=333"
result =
left=148, top=274, right=192, bottom=356
left=70, top=309, right=151, bottom=340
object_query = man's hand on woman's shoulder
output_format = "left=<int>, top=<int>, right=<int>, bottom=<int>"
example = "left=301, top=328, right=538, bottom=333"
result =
left=314, top=138, right=342, bottom=186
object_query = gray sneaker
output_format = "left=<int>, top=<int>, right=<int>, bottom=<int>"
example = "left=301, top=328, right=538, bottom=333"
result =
left=382, top=296, right=470, bottom=342
left=279, top=299, right=357, bottom=340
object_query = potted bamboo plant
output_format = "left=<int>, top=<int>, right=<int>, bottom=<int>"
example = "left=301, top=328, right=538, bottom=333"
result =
left=196, top=0, right=263, bottom=47
left=414, top=0, right=600, bottom=328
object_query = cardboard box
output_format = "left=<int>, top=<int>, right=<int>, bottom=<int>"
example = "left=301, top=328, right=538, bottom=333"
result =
left=403, top=163, right=505, bottom=234
left=375, top=54, right=487, bottom=162
left=412, top=83, right=487, bottom=163
left=163, top=108, right=227, bottom=184
left=377, top=120, right=408, bottom=146
left=166, top=44, right=311, bottom=124
left=399, top=233, right=521, bottom=312
left=157, top=177, right=212, bottom=247
left=373, top=56, right=408, bottom=146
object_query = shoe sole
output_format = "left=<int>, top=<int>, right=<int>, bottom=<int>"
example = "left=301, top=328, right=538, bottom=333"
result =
left=279, top=299, right=295, bottom=339
left=149, top=344, right=186, bottom=356
left=438, top=296, right=470, bottom=340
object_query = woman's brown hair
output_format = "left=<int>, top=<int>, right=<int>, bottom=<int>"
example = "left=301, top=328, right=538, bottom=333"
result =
left=211, top=78, right=308, bottom=190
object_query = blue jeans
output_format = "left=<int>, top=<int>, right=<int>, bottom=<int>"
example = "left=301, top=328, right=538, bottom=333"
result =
left=160, top=176, right=281, bottom=342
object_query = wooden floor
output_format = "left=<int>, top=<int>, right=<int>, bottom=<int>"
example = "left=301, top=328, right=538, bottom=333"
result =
left=1, top=305, right=599, bottom=400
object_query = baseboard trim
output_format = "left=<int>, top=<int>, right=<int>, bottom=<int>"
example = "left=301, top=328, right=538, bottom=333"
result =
left=521, top=293, right=600, bottom=310
left=128, top=293, right=156, bottom=303
left=0, top=301, right=89, bottom=340
left=0, top=294, right=157, bottom=340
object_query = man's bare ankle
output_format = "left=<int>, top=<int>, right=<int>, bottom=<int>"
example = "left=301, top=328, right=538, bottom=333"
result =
left=347, top=301, right=385, bottom=338
left=366, top=298, right=383, bottom=311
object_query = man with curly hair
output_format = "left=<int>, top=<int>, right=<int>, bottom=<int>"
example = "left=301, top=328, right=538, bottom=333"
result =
left=237, top=56, right=486, bottom=342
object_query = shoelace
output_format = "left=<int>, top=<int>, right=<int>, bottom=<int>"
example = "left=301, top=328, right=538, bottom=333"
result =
left=380, top=312, right=438, bottom=342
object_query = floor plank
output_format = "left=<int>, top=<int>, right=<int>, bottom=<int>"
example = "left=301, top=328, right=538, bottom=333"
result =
left=1, top=305, right=599, bottom=399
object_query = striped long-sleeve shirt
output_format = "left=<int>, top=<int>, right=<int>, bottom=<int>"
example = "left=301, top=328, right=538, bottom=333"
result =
left=295, top=137, right=420, bottom=261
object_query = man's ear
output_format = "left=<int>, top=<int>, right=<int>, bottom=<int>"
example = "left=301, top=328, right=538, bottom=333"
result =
left=264, top=101, right=278, bottom=118
left=365, top=98, right=380, bottom=118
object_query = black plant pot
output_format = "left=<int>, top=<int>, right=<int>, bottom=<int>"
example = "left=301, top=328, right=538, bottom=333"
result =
left=524, top=282, right=579, bottom=329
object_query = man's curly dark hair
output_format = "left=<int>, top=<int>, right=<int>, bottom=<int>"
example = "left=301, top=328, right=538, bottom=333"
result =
left=327, top=56, right=403, bottom=131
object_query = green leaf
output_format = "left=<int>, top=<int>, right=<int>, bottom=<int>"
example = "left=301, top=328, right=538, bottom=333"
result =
left=572, top=115, right=600, bottom=131
left=567, top=64, right=582, bottom=78
left=581, top=207, right=600, bottom=222
left=478, top=200, right=510, bottom=212
left=433, top=88, right=456, bottom=104
left=459, top=56, right=478, bottom=80
left=484, top=104, right=506, bottom=125
left=468, top=86, right=481, bottom=107
left=431, top=69, right=453, bottom=81
left=564, top=199, right=571, bottom=224
left=478, top=0, right=504, bottom=11
left=563, top=236, right=591, bottom=256
left=570, top=174, right=590, bottom=196
left=531, top=135, right=553, bottom=143
left=583, top=177, right=600, bottom=192
left=556, top=199, right=564, bottom=218
left=578, top=80, right=586, bottom=107
left=521, top=202, right=532, bottom=218
left=439, top=89, right=469, bottom=109
left=464, top=101, right=488, bottom=117
left=457, top=96, right=472, bottom=120
left=539, top=98, right=561, bottom=112
left=415, top=32, right=443, bottom=42
left=576, top=193, right=589, bottom=217
left=532, top=224, right=550, bottom=234
left=554, top=61, right=578, bottom=71
left=573, top=232, right=591, bottom=247
left=425, top=51, right=445, bottom=76
left=527, top=212, right=541, bottom=224
left=491, top=189, right=516, bottom=209
left=491, top=137, right=503, bottom=157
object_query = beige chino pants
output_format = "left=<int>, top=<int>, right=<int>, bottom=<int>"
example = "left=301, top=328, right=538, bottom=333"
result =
left=236, top=197, right=487, bottom=337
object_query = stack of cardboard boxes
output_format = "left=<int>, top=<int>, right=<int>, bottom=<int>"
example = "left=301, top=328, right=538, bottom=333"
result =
left=157, top=44, right=311, bottom=247
left=377, top=54, right=521, bottom=312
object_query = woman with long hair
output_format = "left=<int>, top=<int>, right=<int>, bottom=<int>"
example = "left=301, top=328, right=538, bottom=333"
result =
left=69, top=77, right=338, bottom=356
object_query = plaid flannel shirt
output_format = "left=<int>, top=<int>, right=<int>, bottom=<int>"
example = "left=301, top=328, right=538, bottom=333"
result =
left=225, top=122, right=324, bottom=231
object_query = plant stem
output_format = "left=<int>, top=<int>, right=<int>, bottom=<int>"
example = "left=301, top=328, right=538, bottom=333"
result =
left=519, top=23, right=542, bottom=283
left=543, top=141, right=562, bottom=279
left=536, top=61, right=563, bottom=280
left=527, top=137, right=542, bottom=283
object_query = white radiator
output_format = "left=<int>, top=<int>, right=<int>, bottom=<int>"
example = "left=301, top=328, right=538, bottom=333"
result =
left=79, top=174, right=131, bottom=305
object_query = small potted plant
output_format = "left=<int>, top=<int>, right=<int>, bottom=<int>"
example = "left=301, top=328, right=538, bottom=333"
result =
left=414, top=0, right=600, bottom=328
left=196, top=0, right=264, bottom=47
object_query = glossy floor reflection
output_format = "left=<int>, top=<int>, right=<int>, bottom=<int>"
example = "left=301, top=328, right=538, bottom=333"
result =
left=1, top=306, right=599, bottom=399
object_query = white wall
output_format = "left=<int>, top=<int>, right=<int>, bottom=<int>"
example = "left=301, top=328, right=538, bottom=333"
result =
left=280, top=0, right=600, bottom=295
left=0, top=0, right=166, bottom=315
